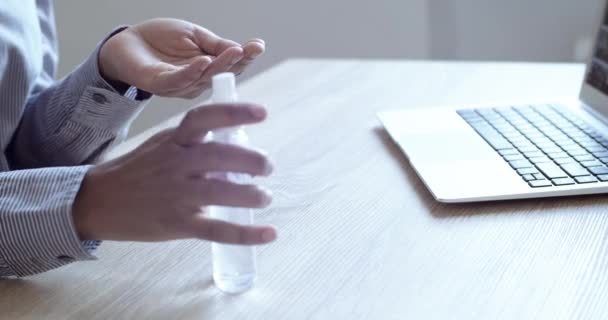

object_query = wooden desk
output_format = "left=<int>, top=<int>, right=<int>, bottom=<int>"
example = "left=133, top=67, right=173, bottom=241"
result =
left=2, top=59, right=606, bottom=319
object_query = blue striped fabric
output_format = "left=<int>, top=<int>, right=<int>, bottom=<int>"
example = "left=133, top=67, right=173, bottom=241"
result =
left=0, top=0, right=146, bottom=277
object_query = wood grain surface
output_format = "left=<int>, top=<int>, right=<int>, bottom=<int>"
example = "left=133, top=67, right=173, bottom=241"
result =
left=2, top=59, right=605, bottom=320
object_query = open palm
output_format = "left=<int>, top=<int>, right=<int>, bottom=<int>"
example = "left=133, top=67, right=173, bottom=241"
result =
left=100, top=18, right=265, bottom=98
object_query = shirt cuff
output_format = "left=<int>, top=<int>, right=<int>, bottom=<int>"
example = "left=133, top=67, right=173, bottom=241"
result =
left=0, top=166, right=99, bottom=277
left=95, top=26, right=152, bottom=101
left=67, top=27, right=148, bottom=133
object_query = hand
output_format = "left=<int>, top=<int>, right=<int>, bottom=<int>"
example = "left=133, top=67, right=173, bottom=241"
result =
left=99, top=18, right=265, bottom=99
left=72, top=103, right=276, bottom=244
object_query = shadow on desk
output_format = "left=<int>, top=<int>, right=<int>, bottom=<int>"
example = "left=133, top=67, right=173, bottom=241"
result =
left=374, top=127, right=608, bottom=219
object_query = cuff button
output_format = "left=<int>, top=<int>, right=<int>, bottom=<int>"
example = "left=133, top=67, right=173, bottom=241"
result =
left=92, top=93, right=109, bottom=104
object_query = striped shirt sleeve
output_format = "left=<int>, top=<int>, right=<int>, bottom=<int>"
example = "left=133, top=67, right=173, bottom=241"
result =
left=1, top=26, right=147, bottom=276
left=0, top=166, right=97, bottom=277
left=8, top=28, right=147, bottom=169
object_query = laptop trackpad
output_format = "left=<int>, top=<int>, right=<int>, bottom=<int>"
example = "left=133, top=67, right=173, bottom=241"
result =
left=378, top=108, right=526, bottom=201
left=379, top=108, right=500, bottom=163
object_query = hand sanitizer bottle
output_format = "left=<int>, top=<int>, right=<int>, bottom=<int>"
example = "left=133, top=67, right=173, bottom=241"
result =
left=208, top=73, right=256, bottom=293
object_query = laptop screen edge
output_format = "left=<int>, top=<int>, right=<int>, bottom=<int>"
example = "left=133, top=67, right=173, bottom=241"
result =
left=580, top=0, right=608, bottom=117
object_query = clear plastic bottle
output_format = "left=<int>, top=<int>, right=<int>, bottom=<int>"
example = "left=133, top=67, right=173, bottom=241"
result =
left=207, top=73, right=256, bottom=293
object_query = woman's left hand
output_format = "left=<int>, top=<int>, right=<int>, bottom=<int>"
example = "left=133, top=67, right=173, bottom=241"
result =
left=99, top=18, right=265, bottom=99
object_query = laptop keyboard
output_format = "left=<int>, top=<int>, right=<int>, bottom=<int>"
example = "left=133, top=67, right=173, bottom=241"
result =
left=457, top=105, right=608, bottom=188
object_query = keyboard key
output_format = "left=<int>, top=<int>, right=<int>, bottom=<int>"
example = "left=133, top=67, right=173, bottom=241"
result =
left=529, top=156, right=552, bottom=164
left=507, top=137, right=528, bottom=144
left=516, top=145, right=539, bottom=153
left=542, top=146, right=563, bottom=154
left=547, top=152, right=570, bottom=159
left=478, top=109, right=500, bottom=118
left=536, top=163, right=569, bottom=179
left=533, top=173, right=546, bottom=180
left=522, top=150, right=544, bottom=158
left=552, top=137, right=574, bottom=145
left=590, top=166, right=608, bottom=175
left=554, top=157, right=577, bottom=165
left=597, top=174, right=608, bottom=181
left=517, top=168, right=540, bottom=175
left=564, top=148, right=589, bottom=156
left=590, top=132, right=605, bottom=139
left=529, top=180, right=553, bottom=188
left=509, top=160, right=533, bottom=169
left=574, top=154, right=596, bottom=162
left=483, top=135, right=512, bottom=150
left=552, top=178, right=576, bottom=186
left=504, top=154, right=525, bottom=161
left=584, top=143, right=608, bottom=157
left=576, top=138, right=598, bottom=147
left=522, top=174, right=536, bottom=182
left=600, top=157, right=608, bottom=164
left=575, top=176, right=598, bottom=184
left=594, top=151, right=608, bottom=158
left=580, top=160, right=605, bottom=168
left=560, top=163, right=590, bottom=177
left=498, top=148, right=520, bottom=156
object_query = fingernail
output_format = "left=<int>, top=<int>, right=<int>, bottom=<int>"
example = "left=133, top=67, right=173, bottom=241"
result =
left=250, top=106, right=266, bottom=119
left=261, top=229, right=277, bottom=242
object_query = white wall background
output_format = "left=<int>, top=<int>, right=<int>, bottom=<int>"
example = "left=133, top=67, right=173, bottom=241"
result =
left=54, top=1, right=603, bottom=136
left=428, top=0, right=604, bottom=62
left=54, top=0, right=429, bottom=136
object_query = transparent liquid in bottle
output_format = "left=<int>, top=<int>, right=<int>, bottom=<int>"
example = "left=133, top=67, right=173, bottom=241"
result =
left=209, top=171, right=257, bottom=293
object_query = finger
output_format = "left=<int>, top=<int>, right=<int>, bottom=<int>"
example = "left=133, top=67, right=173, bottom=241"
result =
left=193, top=26, right=240, bottom=55
left=176, top=87, right=208, bottom=100
left=199, top=47, right=244, bottom=80
left=165, top=48, right=243, bottom=98
left=243, top=39, right=265, bottom=59
left=185, top=142, right=273, bottom=176
left=173, top=104, right=267, bottom=146
left=194, top=178, right=273, bottom=208
left=164, top=79, right=210, bottom=99
left=153, top=56, right=212, bottom=93
left=189, top=217, right=277, bottom=245
left=229, top=40, right=265, bottom=76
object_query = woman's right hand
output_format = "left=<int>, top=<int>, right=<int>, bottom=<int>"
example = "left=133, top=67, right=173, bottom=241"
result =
left=72, top=103, right=276, bottom=245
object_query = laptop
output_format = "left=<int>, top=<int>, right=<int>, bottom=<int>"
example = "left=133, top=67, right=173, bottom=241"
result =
left=378, top=3, right=608, bottom=203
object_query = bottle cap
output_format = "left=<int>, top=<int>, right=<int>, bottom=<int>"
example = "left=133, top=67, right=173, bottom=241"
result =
left=212, top=73, right=238, bottom=103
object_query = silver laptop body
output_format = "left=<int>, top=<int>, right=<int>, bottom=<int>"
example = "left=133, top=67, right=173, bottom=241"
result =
left=379, top=3, right=608, bottom=203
